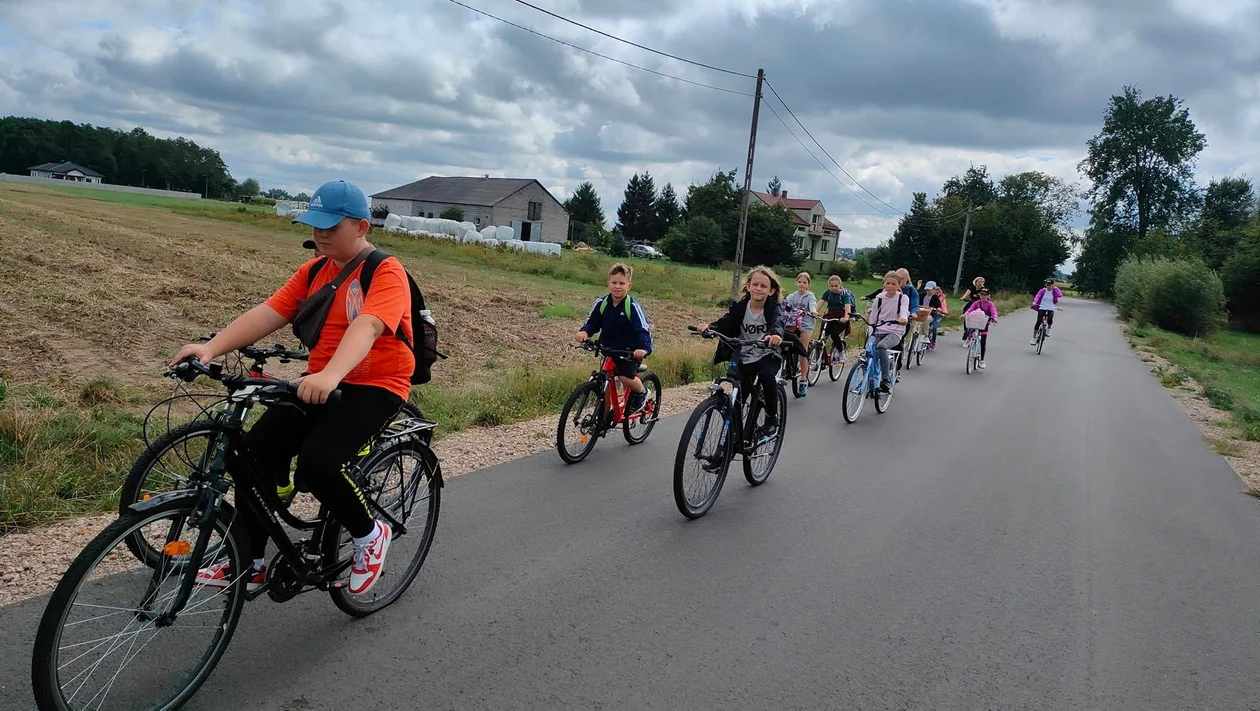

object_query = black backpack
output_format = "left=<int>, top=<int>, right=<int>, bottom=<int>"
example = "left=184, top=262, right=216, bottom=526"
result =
left=305, top=249, right=446, bottom=385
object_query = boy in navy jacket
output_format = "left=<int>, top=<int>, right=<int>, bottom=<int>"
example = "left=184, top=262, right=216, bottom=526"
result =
left=575, top=263, right=654, bottom=412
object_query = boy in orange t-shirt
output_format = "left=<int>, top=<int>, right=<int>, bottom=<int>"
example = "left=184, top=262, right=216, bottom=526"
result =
left=169, top=179, right=411, bottom=597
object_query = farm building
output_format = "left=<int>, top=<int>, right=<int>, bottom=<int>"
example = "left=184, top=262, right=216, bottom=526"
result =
left=27, top=161, right=105, bottom=184
left=371, top=176, right=569, bottom=244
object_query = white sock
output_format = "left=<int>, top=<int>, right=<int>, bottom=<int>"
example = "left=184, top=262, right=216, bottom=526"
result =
left=252, top=558, right=265, bottom=570
left=352, top=523, right=380, bottom=548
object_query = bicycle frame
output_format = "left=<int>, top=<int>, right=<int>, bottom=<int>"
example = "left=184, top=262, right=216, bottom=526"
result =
left=581, top=342, right=654, bottom=427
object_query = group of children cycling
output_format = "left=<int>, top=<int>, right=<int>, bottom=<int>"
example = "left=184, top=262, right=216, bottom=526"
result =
left=574, top=259, right=1067, bottom=437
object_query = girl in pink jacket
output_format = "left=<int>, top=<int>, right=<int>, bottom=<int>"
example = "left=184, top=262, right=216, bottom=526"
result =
left=963, top=289, right=999, bottom=368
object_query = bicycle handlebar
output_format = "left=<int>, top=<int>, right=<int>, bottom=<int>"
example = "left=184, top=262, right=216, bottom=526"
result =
left=168, top=357, right=341, bottom=405
left=849, top=314, right=903, bottom=329
left=687, top=325, right=777, bottom=351
left=199, top=333, right=309, bottom=363
left=575, top=340, right=640, bottom=358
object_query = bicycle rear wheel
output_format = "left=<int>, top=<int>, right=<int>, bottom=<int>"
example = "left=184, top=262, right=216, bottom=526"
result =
left=556, top=381, right=603, bottom=464
left=1036, top=323, right=1046, bottom=355
left=905, top=333, right=918, bottom=369
left=841, top=360, right=867, bottom=423
left=623, top=372, right=662, bottom=445
left=33, top=498, right=246, bottom=711
left=326, top=438, right=442, bottom=617
left=672, top=395, right=731, bottom=519
left=744, top=384, right=786, bottom=485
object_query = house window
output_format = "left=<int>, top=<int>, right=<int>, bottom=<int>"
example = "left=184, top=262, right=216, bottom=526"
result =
left=428, top=212, right=434, bottom=218
left=821, top=240, right=830, bottom=254
left=527, top=201, right=542, bottom=221
left=474, top=217, right=481, bottom=225
left=812, top=214, right=821, bottom=224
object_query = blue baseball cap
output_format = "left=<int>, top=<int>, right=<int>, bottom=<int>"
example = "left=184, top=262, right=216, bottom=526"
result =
left=292, top=179, right=370, bottom=230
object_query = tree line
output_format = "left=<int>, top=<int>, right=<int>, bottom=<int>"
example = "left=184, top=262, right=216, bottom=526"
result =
left=0, top=116, right=274, bottom=200
left=866, top=165, right=1076, bottom=294
left=563, top=170, right=805, bottom=268
left=1071, top=86, right=1259, bottom=332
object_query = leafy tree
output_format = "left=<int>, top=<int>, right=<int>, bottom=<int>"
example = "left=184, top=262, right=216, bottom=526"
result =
left=1073, top=86, right=1207, bottom=294
left=683, top=169, right=741, bottom=238
left=654, top=182, right=682, bottom=240
left=742, top=203, right=800, bottom=269
left=294, top=192, right=311, bottom=202
left=1191, top=177, right=1256, bottom=268
left=616, top=171, right=658, bottom=243
left=439, top=206, right=466, bottom=221
left=234, top=178, right=260, bottom=199
left=942, top=165, right=998, bottom=207
left=767, top=175, right=782, bottom=196
left=263, top=188, right=292, bottom=200
left=1221, top=222, right=1260, bottom=331
left=563, top=181, right=606, bottom=243
left=853, top=251, right=873, bottom=280
left=660, top=216, right=724, bottom=265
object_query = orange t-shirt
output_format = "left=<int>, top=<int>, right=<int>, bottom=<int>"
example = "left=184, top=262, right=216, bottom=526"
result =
left=266, top=255, right=415, bottom=400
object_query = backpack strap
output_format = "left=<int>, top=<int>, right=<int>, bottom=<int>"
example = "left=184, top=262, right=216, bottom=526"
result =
left=358, top=248, right=425, bottom=348
left=305, top=257, right=330, bottom=291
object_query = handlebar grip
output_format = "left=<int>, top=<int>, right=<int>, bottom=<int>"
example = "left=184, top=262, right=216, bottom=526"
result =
left=687, top=325, right=699, bottom=332
left=325, top=389, right=342, bottom=405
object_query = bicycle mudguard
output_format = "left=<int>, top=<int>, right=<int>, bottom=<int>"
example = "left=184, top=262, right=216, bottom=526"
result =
left=126, top=488, right=200, bottom=513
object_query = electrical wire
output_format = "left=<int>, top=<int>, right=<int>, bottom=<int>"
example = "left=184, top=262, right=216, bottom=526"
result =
left=510, top=0, right=755, bottom=78
left=445, top=0, right=754, bottom=96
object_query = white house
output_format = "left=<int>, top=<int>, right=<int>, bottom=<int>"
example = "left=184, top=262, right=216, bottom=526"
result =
left=370, top=176, right=569, bottom=244
left=751, top=189, right=842, bottom=264
left=27, top=161, right=105, bottom=184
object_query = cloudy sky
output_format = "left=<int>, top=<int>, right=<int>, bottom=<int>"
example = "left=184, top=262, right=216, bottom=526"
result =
left=3, top=0, right=1258, bottom=267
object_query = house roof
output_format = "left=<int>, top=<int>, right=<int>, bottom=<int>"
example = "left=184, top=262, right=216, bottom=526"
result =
left=370, top=176, right=560, bottom=207
left=27, top=160, right=104, bottom=178
left=751, top=190, right=821, bottom=210
left=823, top=218, right=841, bottom=231
left=790, top=213, right=809, bottom=227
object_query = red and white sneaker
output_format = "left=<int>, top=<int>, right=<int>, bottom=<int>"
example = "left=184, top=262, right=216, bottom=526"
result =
left=195, top=560, right=265, bottom=593
left=349, top=521, right=392, bottom=595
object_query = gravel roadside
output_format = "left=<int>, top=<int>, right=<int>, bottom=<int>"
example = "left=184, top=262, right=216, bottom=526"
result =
left=0, top=381, right=717, bottom=608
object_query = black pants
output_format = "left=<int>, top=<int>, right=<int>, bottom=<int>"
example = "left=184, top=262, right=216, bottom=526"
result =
left=738, top=355, right=780, bottom=422
left=1034, top=310, right=1055, bottom=336
left=231, top=383, right=403, bottom=559
left=824, top=316, right=850, bottom=350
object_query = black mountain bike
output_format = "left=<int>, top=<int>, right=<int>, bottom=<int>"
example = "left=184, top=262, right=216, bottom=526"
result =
left=672, top=327, right=787, bottom=519
left=117, top=340, right=428, bottom=566
left=555, top=340, right=662, bottom=464
left=805, top=317, right=847, bottom=385
left=1033, top=311, right=1052, bottom=355
left=32, top=358, right=443, bottom=711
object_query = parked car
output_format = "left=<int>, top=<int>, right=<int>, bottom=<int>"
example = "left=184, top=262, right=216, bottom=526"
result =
left=630, top=243, right=663, bottom=260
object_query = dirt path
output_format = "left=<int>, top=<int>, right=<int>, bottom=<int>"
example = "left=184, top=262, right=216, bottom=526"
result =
left=0, top=381, right=714, bottom=607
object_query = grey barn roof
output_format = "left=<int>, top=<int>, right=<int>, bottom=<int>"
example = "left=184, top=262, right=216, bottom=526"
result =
left=370, top=176, right=552, bottom=207
left=27, top=160, right=105, bottom=178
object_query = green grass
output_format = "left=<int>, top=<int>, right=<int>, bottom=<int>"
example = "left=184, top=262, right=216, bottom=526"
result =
left=10, top=181, right=273, bottom=213
left=540, top=303, right=580, bottom=319
left=1128, top=326, right=1260, bottom=442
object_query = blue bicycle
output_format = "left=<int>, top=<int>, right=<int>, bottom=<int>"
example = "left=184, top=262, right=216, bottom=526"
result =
left=841, top=314, right=904, bottom=423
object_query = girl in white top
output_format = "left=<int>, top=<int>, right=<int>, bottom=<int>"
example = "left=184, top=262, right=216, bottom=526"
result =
left=865, top=271, right=910, bottom=392
left=783, top=272, right=818, bottom=396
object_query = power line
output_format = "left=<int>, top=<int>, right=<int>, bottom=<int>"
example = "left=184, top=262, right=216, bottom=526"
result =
left=510, top=0, right=755, bottom=79
left=445, top=0, right=753, bottom=96
left=760, top=99, right=902, bottom=218
left=763, top=78, right=909, bottom=216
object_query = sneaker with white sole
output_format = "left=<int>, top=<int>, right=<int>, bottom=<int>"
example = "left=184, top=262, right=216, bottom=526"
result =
left=978, top=360, right=987, bottom=369
left=196, top=560, right=266, bottom=593
left=349, top=520, right=392, bottom=595
left=1030, top=338, right=1038, bottom=346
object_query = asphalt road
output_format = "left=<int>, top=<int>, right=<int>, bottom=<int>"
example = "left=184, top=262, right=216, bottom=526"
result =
left=5, top=297, right=1260, bottom=710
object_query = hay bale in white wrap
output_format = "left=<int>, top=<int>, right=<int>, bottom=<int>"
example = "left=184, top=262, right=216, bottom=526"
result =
left=480, top=238, right=498, bottom=248
left=496, top=226, right=514, bottom=241
left=384, top=213, right=402, bottom=230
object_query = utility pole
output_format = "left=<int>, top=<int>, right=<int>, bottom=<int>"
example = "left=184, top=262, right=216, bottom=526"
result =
left=731, top=68, right=765, bottom=301
left=951, top=203, right=982, bottom=295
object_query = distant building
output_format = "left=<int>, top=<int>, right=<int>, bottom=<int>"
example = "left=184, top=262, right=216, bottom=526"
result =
left=750, top=189, right=842, bottom=263
left=370, top=176, right=569, bottom=244
left=27, top=161, right=104, bottom=184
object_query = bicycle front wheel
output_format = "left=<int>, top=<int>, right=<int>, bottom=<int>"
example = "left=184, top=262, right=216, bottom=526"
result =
left=841, top=360, right=867, bottom=424
left=806, top=345, right=823, bottom=386
left=556, top=381, right=603, bottom=464
left=672, top=395, right=731, bottom=519
left=33, top=498, right=246, bottom=711
left=744, top=384, right=786, bottom=485
left=326, top=438, right=442, bottom=617
left=828, top=344, right=845, bottom=381
left=1036, top=324, right=1046, bottom=355
left=623, top=372, right=662, bottom=445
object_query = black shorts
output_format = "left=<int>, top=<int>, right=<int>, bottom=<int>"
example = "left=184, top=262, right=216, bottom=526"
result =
left=611, top=355, right=643, bottom=379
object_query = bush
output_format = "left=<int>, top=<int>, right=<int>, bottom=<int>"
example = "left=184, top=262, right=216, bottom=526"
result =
left=1114, top=256, right=1226, bottom=337
left=1221, top=226, right=1260, bottom=332
left=827, top=259, right=855, bottom=281
left=439, top=206, right=466, bottom=221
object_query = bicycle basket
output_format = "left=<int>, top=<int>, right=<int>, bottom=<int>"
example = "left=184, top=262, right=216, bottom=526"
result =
left=963, top=310, right=990, bottom=331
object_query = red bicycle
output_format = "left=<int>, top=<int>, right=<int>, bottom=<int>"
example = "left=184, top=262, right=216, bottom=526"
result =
left=556, top=340, right=662, bottom=464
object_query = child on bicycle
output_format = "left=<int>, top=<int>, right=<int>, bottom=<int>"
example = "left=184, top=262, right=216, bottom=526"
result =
left=1030, top=278, right=1062, bottom=345
left=696, top=265, right=785, bottom=437
left=170, top=179, right=406, bottom=596
left=925, top=281, right=947, bottom=349
left=816, top=274, right=853, bottom=363
left=963, top=288, right=999, bottom=368
left=865, top=271, right=910, bottom=393
left=576, top=262, right=653, bottom=413
left=783, top=271, right=817, bottom=397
